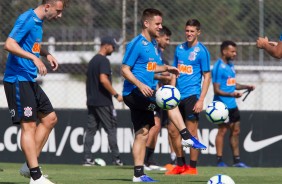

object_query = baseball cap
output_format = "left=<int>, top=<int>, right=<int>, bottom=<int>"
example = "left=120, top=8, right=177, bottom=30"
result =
left=101, top=36, right=117, bottom=48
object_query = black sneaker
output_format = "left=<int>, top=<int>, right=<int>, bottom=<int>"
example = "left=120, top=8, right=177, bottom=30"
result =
left=113, top=159, right=124, bottom=166
left=83, top=159, right=95, bottom=166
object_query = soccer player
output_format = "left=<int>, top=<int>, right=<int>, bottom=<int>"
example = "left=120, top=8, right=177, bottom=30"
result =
left=165, top=19, right=211, bottom=175
left=212, top=40, right=255, bottom=168
left=256, top=34, right=282, bottom=59
left=144, top=26, right=174, bottom=171
left=3, top=0, right=68, bottom=183
left=121, top=9, right=206, bottom=182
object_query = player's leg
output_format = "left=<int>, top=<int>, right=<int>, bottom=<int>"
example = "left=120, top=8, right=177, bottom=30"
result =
left=182, top=119, right=199, bottom=175
left=229, top=121, right=240, bottom=159
left=36, top=112, right=57, bottom=156
left=34, top=82, right=57, bottom=157
left=165, top=122, right=187, bottom=175
left=215, top=123, right=229, bottom=167
left=144, top=111, right=162, bottom=169
left=123, top=92, right=157, bottom=182
left=98, top=106, right=123, bottom=166
left=83, top=106, right=99, bottom=166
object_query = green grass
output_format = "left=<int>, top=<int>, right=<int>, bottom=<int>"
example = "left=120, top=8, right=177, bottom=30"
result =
left=0, top=163, right=281, bottom=183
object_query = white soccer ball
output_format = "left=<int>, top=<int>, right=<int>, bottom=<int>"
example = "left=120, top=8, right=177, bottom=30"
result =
left=205, top=101, right=229, bottom=124
left=207, top=174, right=235, bottom=184
left=94, top=158, right=106, bottom=166
left=156, top=85, right=181, bottom=110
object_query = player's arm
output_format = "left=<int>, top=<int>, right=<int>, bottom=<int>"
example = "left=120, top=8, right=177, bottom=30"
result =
left=193, top=71, right=211, bottom=113
left=4, top=37, right=47, bottom=76
left=155, top=65, right=180, bottom=77
left=100, top=73, right=123, bottom=102
left=154, top=73, right=172, bottom=85
left=213, top=83, right=241, bottom=98
left=235, top=83, right=255, bottom=91
left=257, top=37, right=282, bottom=59
left=121, top=64, right=154, bottom=97
left=40, top=48, right=59, bottom=71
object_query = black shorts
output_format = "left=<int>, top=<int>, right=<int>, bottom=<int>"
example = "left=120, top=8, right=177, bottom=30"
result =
left=4, top=81, right=54, bottom=124
left=123, top=90, right=156, bottom=132
left=178, top=95, right=199, bottom=121
left=225, top=107, right=240, bottom=123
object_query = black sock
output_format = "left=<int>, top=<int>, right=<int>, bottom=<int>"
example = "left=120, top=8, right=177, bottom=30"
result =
left=134, top=166, right=144, bottom=177
left=190, top=160, right=197, bottom=168
left=233, top=156, right=240, bottom=164
left=176, top=157, right=185, bottom=166
left=180, top=128, right=192, bottom=140
left=30, top=166, right=42, bottom=180
left=145, top=147, right=155, bottom=164
left=217, top=156, right=223, bottom=163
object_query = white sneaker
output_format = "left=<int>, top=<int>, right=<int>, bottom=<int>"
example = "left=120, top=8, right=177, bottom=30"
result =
left=30, top=175, right=54, bottom=184
left=20, top=162, right=30, bottom=178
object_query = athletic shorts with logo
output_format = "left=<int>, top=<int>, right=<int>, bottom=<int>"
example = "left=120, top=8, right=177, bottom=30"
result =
left=123, top=89, right=156, bottom=132
left=178, top=95, right=199, bottom=121
left=4, top=81, right=54, bottom=124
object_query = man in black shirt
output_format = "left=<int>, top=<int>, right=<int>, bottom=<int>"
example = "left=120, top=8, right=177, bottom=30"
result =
left=83, top=36, right=123, bottom=166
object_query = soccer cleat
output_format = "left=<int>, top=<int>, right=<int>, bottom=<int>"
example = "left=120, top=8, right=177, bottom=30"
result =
left=217, top=161, right=228, bottom=167
left=132, top=175, right=158, bottom=182
left=112, top=159, right=124, bottom=166
left=144, top=162, right=166, bottom=171
left=181, top=137, right=207, bottom=150
left=180, top=165, right=198, bottom=175
left=233, top=162, right=250, bottom=168
left=20, top=162, right=30, bottom=178
left=83, top=158, right=95, bottom=166
left=165, top=165, right=187, bottom=175
left=164, top=164, right=175, bottom=172
left=29, top=175, right=54, bottom=184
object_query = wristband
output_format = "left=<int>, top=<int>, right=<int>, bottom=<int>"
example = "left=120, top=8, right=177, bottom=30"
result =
left=114, top=94, right=119, bottom=98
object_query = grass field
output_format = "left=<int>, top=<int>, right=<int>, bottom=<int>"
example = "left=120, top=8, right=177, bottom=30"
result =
left=0, top=163, right=281, bottom=184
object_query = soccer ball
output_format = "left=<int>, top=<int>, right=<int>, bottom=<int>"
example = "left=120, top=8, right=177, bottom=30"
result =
left=205, top=101, right=229, bottom=124
left=207, top=174, right=235, bottom=184
left=94, top=158, right=106, bottom=166
left=155, top=85, right=181, bottom=110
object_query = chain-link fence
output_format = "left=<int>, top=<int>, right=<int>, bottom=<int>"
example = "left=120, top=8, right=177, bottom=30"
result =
left=1, top=0, right=282, bottom=110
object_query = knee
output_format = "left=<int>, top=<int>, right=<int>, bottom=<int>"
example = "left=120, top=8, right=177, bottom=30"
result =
left=231, top=128, right=240, bottom=136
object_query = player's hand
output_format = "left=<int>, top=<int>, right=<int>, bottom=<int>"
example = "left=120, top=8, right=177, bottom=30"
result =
left=256, top=37, right=269, bottom=49
left=46, top=54, right=59, bottom=71
left=193, top=100, right=204, bottom=113
left=116, top=94, right=123, bottom=102
left=33, top=58, right=47, bottom=76
left=138, top=83, right=154, bottom=97
left=247, top=85, right=255, bottom=91
left=269, top=41, right=278, bottom=46
left=167, top=66, right=180, bottom=78
left=232, top=92, right=242, bottom=98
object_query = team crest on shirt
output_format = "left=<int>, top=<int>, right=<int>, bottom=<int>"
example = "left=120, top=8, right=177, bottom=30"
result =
left=188, top=51, right=197, bottom=61
left=9, top=109, right=15, bottom=117
left=142, top=40, right=149, bottom=46
left=24, top=106, right=33, bottom=117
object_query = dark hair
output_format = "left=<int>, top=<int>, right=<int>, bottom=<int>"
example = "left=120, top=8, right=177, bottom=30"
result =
left=42, top=0, right=69, bottom=8
left=141, top=8, right=162, bottom=29
left=220, top=40, right=237, bottom=54
left=185, top=19, right=201, bottom=30
left=159, top=26, right=172, bottom=37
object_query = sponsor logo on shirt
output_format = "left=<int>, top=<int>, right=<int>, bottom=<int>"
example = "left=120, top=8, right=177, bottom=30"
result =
left=177, top=64, right=193, bottom=74
left=147, top=62, right=157, bottom=72
left=226, top=77, right=236, bottom=86
left=32, top=42, right=40, bottom=53
left=142, top=40, right=149, bottom=46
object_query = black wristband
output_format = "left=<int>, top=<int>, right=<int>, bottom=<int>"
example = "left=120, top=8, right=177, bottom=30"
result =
left=114, top=94, right=119, bottom=98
